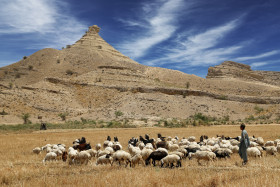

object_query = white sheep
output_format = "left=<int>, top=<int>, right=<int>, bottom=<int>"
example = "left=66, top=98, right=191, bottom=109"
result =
left=230, top=139, right=239, bottom=146
left=188, top=136, right=196, bottom=142
left=141, top=148, right=153, bottom=160
left=256, top=137, right=264, bottom=146
left=105, top=147, right=114, bottom=154
left=131, top=154, right=144, bottom=167
left=249, top=142, right=258, bottom=147
left=167, top=143, right=179, bottom=152
left=128, top=144, right=141, bottom=156
left=97, top=150, right=111, bottom=158
left=179, top=139, right=190, bottom=146
left=96, top=154, right=113, bottom=165
left=274, top=139, right=280, bottom=146
left=229, top=145, right=239, bottom=153
left=68, top=147, right=78, bottom=165
left=277, top=144, right=280, bottom=153
left=206, top=140, right=216, bottom=146
left=263, top=146, right=277, bottom=155
left=190, top=151, right=216, bottom=165
left=169, top=151, right=184, bottom=159
left=103, top=140, right=113, bottom=148
left=43, top=152, right=57, bottom=163
left=74, top=151, right=91, bottom=165
left=155, top=148, right=168, bottom=154
left=87, top=149, right=97, bottom=158
left=111, top=150, right=131, bottom=167
left=33, top=147, right=42, bottom=154
left=200, top=146, right=212, bottom=152
left=161, top=154, right=181, bottom=167
left=138, top=142, right=145, bottom=150
left=264, top=141, right=274, bottom=147
left=145, top=143, right=154, bottom=150
left=247, top=147, right=261, bottom=157
left=95, top=143, right=101, bottom=151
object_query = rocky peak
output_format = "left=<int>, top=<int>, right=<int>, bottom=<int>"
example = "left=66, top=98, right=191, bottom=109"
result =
left=88, top=25, right=100, bottom=34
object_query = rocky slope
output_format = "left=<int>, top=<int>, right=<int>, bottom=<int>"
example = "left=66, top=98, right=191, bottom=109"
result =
left=0, top=26, right=280, bottom=124
left=207, top=61, right=280, bottom=86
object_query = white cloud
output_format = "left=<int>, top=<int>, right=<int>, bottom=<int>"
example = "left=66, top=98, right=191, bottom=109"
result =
left=145, top=19, right=243, bottom=67
left=250, top=62, right=268, bottom=68
left=235, top=50, right=279, bottom=61
left=117, top=0, right=187, bottom=59
left=0, top=0, right=88, bottom=48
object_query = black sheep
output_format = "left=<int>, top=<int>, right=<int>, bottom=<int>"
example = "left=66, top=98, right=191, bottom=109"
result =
left=146, top=151, right=168, bottom=166
left=107, top=136, right=111, bottom=141
left=214, top=150, right=230, bottom=159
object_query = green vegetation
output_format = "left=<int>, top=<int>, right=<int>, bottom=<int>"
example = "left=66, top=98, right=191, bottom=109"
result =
left=58, top=113, right=68, bottom=121
left=115, top=110, right=123, bottom=118
left=185, top=82, right=190, bottom=89
left=254, top=105, right=264, bottom=114
left=21, top=113, right=31, bottom=124
left=155, top=113, right=231, bottom=128
left=216, top=95, right=228, bottom=100
left=0, top=119, right=136, bottom=132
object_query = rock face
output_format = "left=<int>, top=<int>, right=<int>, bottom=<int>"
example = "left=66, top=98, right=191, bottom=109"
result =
left=207, top=61, right=280, bottom=86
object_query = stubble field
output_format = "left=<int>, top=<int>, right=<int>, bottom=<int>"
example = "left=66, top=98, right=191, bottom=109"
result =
left=0, top=125, right=280, bottom=187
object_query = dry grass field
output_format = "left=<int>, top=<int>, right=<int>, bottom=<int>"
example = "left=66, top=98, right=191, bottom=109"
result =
left=0, top=125, right=280, bottom=187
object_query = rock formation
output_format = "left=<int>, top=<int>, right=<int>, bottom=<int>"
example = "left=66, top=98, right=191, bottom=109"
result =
left=0, top=26, right=279, bottom=124
left=207, top=61, right=280, bottom=86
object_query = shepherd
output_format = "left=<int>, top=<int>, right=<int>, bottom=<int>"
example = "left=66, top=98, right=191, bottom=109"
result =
left=238, top=123, right=250, bottom=165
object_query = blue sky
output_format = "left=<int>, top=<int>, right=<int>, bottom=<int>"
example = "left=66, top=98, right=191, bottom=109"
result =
left=0, top=0, right=280, bottom=77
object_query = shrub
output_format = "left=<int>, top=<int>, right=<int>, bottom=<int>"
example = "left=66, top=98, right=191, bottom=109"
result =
left=58, top=113, right=68, bottom=121
left=66, top=70, right=74, bottom=75
left=23, top=56, right=27, bottom=60
left=28, top=65, right=33, bottom=70
left=21, top=113, right=31, bottom=124
left=185, top=82, right=190, bottom=89
left=0, top=109, right=8, bottom=115
left=254, top=106, right=264, bottom=114
left=245, top=115, right=255, bottom=122
left=57, top=59, right=60, bottom=64
left=115, top=110, right=123, bottom=118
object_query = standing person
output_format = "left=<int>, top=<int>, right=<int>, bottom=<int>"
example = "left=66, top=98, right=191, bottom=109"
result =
left=239, top=123, right=250, bottom=165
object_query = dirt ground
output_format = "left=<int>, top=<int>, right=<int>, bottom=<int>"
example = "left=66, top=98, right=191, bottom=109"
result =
left=0, top=124, right=280, bottom=186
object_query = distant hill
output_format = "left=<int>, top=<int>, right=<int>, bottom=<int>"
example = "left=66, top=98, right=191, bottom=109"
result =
left=0, top=25, right=279, bottom=125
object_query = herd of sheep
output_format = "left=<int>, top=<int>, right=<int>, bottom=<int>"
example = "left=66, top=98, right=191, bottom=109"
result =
left=32, top=134, right=280, bottom=168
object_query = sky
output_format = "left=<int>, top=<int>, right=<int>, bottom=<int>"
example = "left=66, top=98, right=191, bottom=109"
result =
left=0, top=0, right=280, bottom=77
